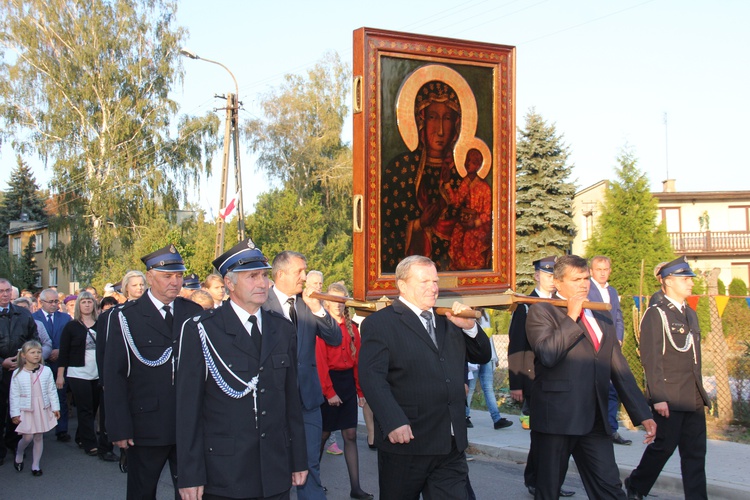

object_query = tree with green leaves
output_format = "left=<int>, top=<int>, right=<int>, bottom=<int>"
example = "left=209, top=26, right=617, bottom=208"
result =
left=243, top=51, right=353, bottom=284
left=0, top=157, right=47, bottom=246
left=515, top=109, right=576, bottom=290
left=0, top=0, right=220, bottom=283
left=585, top=148, right=674, bottom=386
left=15, top=239, right=40, bottom=291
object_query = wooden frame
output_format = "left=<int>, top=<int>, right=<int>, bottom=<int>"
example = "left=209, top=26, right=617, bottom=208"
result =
left=352, top=28, right=516, bottom=301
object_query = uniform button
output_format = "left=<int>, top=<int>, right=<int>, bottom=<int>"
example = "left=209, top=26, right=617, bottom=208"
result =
left=281, top=360, right=285, bottom=365
left=261, top=433, right=266, bottom=438
left=439, top=358, right=445, bottom=362
left=228, top=363, right=233, bottom=367
left=446, top=379, right=450, bottom=383
left=261, top=410, right=267, bottom=416
left=259, top=367, right=264, bottom=372
left=208, top=447, right=213, bottom=452
left=148, top=340, right=152, bottom=344
left=260, top=388, right=266, bottom=393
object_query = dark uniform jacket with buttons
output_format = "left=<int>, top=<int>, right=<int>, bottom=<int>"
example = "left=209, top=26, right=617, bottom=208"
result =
left=507, top=289, right=539, bottom=397
left=176, top=304, right=306, bottom=498
left=104, top=294, right=201, bottom=446
left=359, top=298, right=491, bottom=456
left=639, top=294, right=709, bottom=412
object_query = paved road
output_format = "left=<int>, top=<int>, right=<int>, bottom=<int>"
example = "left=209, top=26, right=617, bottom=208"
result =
left=0, top=424, right=682, bottom=499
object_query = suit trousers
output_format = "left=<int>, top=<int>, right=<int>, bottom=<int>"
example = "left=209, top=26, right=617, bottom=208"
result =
left=608, top=382, right=620, bottom=432
left=628, top=408, right=707, bottom=499
left=295, top=407, right=326, bottom=500
left=533, top=427, right=625, bottom=500
left=377, top=437, right=469, bottom=500
left=126, top=443, right=179, bottom=500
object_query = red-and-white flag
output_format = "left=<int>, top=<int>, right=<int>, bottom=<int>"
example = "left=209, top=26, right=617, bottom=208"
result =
left=218, top=191, right=239, bottom=220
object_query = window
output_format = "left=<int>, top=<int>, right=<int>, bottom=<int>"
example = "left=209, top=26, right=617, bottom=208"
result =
left=33, top=233, right=43, bottom=253
left=658, top=207, right=681, bottom=232
left=728, top=206, right=749, bottom=232
left=49, top=231, right=57, bottom=249
left=33, top=272, right=42, bottom=288
left=12, top=237, right=21, bottom=256
left=49, top=268, right=58, bottom=287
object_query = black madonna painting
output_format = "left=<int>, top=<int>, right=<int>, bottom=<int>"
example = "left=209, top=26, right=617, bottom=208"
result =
left=352, top=28, right=515, bottom=300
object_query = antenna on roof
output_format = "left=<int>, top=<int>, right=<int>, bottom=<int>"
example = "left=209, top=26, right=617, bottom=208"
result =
left=663, top=112, right=669, bottom=180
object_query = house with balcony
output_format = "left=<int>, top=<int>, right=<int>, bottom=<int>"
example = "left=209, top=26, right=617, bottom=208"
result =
left=7, top=217, right=75, bottom=294
left=572, top=179, right=750, bottom=287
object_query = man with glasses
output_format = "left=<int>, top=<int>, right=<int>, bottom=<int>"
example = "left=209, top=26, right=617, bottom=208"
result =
left=33, top=288, right=72, bottom=442
left=0, top=278, right=39, bottom=464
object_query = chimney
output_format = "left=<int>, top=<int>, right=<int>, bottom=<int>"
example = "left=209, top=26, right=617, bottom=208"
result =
left=662, top=179, right=676, bottom=193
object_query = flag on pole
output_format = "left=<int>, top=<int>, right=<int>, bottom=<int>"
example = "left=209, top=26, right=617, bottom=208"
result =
left=219, top=191, right=239, bottom=220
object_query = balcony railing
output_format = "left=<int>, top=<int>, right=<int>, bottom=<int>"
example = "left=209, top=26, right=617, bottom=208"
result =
left=669, top=231, right=750, bottom=254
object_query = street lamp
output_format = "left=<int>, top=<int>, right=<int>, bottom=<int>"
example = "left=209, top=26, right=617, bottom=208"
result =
left=180, top=48, right=246, bottom=257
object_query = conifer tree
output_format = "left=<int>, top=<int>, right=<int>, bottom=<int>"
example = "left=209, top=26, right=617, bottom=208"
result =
left=0, top=157, right=47, bottom=246
left=515, top=109, right=576, bottom=290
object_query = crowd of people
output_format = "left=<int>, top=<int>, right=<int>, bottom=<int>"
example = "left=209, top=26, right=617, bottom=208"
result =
left=0, top=248, right=707, bottom=499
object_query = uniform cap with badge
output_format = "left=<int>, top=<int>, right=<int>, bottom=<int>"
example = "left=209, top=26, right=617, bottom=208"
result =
left=212, top=237, right=271, bottom=277
left=182, top=273, right=201, bottom=290
left=533, top=256, right=557, bottom=274
left=658, top=256, right=696, bottom=279
left=141, top=244, right=187, bottom=272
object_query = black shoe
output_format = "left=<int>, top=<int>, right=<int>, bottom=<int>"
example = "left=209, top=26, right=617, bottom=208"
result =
left=560, top=488, right=575, bottom=497
left=612, top=432, right=632, bottom=445
left=465, top=417, right=474, bottom=428
left=56, top=432, right=71, bottom=442
left=99, top=451, right=118, bottom=462
left=493, top=417, right=513, bottom=429
left=14, top=460, right=23, bottom=472
left=350, top=491, right=374, bottom=499
left=32, top=468, right=43, bottom=476
left=119, top=452, right=128, bottom=473
left=624, top=476, right=643, bottom=500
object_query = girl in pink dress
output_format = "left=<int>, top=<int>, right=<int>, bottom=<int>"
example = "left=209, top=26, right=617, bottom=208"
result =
left=10, top=340, right=60, bottom=476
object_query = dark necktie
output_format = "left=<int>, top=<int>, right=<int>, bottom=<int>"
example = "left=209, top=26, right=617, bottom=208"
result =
left=248, top=315, right=262, bottom=353
left=419, top=311, right=438, bottom=347
left=579, top=310, right=600, bottom=351
left=47, top=313, right=54, bottom=330
left=163, top=305, right=174, bottom=331
left=286, top=297, right=298, bottom=328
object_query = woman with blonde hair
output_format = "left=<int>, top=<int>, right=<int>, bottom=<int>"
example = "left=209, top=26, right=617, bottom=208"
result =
left=57, top=291, right=102, bottom=456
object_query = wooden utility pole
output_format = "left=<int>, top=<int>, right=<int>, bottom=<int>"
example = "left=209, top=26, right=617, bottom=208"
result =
left=231, top=92, right=245, bottom=241
left=214, top=93, right=233, bottom=259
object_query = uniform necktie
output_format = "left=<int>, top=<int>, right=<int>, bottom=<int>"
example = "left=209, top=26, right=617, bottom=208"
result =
left=420, top=311, right=438, bottom=347
left=579, top=310, right=600, bottom=352
left=286, top=297, right=298, bottom=328
left=163, top=305, right=174, bottom=331
left=248, top=315, right=262, bottom=353
left=47, top=313, right=54, bottom=329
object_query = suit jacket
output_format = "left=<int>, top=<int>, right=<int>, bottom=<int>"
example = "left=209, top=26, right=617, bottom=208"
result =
left=33, top=310, right=71, bottom=350
left=639, top=295, right=709, bottom=411
left=176, top=305, right=306, bottom=498
left=263, top=288, right=341, bottom=410
left=507, top=289, right=539, bottom=395
left=526, top=301, right=651, bottom=436
left=587, top=280, right=625, bottom=342
left=1, top=305, right=38, bottom=359
left=104, top=293, right=201, bottom=446
left=358, top=299, right=491, bottom=455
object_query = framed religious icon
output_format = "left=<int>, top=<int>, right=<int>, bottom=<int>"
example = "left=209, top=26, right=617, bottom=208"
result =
left=352, top=27, right=516, bottom=301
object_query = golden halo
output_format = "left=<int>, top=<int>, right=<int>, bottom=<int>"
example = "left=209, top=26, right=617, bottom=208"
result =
left=395, top=64, right=489, bottom=177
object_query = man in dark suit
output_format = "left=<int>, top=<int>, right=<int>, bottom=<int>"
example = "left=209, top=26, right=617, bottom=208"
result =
left=526, top=255, right=656, bottom=500
left=104, top=244, right=202, bottom=500
left=177, top=238, right=307, bottom=500
left=263, top=251, right=341, bottom=500
left=588, top=255, right=631, bottom=446
left=508, top=257, right=575, bottom=497
left=0, top=278, right=38, bottom=464
left=33, top=287, right=72, bottom=442
left=625, top=256, right=709, bottom=500
left=359, top=255, right=491, bottom=499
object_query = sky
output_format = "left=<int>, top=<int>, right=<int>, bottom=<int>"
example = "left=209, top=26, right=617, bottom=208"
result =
left=2, top=0, right=749, bottom=217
